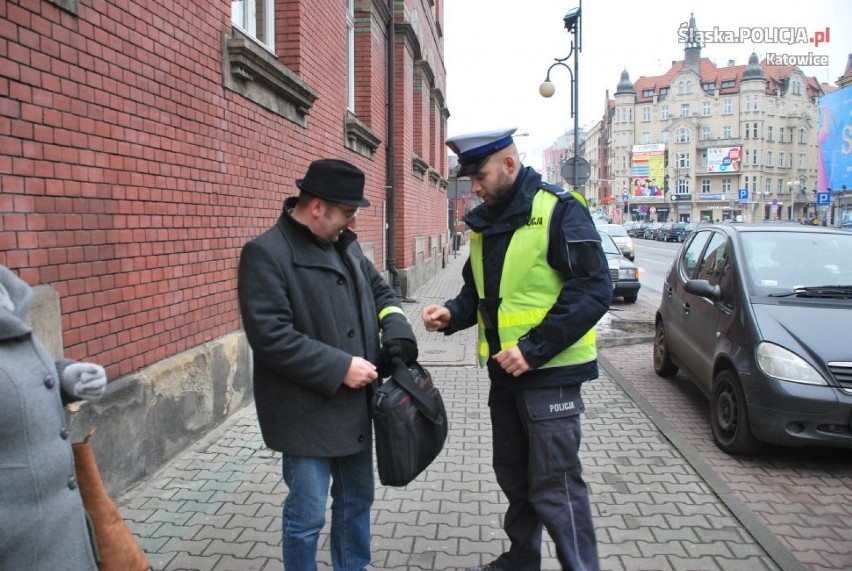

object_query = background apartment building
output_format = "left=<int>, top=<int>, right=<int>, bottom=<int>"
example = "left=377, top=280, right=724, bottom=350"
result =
left=1, top=0, right=449, bottom=493
left=604, top=15, right=830, bottom=224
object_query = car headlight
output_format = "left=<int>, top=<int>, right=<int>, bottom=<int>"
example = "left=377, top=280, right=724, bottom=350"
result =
left=618, top=267, right=638, bottom=280
left=755, top=342, right=827, bottom=385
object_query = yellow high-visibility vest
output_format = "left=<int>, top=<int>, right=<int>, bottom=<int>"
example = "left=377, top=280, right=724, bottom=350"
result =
left=470, top=189, right=596, bottom=367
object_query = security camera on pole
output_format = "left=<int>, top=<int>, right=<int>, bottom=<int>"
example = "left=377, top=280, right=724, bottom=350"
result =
left=539, top=2, right=590, bottom=193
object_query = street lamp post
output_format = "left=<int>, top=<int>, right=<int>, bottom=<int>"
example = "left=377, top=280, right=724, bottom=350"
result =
left=787, top=175, right=806, bottom=222
left=539, top=3, right=582, bottom=190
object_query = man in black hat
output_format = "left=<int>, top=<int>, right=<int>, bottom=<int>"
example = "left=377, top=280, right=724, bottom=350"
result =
left=423, top=130, right=611, bottom=571
left=238, top=158, right=418, bottom=570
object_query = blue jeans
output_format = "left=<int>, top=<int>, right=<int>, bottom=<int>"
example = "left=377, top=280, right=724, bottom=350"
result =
left=281, top=450, right=374, bottom=571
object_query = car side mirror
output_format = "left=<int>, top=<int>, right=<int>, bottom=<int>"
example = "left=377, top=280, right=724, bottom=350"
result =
left=685, top=279, right=721, bottom=301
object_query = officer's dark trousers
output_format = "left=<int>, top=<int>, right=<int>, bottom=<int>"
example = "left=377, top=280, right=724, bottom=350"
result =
left=488, top=385, right=599, bottom=571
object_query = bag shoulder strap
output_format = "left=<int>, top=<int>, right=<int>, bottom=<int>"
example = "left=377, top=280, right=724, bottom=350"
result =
left=382, top=356, right=444, bottom=424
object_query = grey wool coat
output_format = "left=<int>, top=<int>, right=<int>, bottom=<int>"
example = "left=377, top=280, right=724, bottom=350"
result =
left=0, top=265, right=99, bottom=571
left=238, top=200, right=416, bottom=457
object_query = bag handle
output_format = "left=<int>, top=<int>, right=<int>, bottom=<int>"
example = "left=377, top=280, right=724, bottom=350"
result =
left=385, top=355, right=444, bottom=425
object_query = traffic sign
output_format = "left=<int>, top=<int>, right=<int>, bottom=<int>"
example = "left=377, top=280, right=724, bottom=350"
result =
left=816, top=191, right=831, bottom=205
left=738, top=189, right=749, bottom=200
left=560, top=156, right=591, bottom=186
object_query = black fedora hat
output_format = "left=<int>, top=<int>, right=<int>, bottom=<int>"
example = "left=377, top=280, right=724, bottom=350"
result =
left=296, top=159, right=370, bottom=207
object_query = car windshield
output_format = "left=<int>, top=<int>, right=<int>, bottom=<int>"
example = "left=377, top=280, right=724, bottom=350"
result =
left=599, top=224, right=627, bottom=237
left=741, top=231, right=852, bottom=294
left=598, top=232, right=622, bottom=255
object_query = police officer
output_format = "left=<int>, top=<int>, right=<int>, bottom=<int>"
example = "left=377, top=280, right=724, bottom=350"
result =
left=422, top=128, right=612, bottom=571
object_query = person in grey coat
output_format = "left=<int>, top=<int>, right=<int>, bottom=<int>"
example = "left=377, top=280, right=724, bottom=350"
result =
left=0, top=265, right=108, bottom=570
left=238, top=159, right=418, bottom=571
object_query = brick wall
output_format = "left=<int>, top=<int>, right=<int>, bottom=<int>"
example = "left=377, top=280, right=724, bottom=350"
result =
left=0, top=0, right=448, bottom=380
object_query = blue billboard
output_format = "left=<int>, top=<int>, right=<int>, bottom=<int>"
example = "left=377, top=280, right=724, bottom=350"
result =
left=818, top=86, right=852, bottom=193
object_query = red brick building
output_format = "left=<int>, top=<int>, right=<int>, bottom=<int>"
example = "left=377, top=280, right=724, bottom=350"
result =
left=0, top=0, right=449, bottom=491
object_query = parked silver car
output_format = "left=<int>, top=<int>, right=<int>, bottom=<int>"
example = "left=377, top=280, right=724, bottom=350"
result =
left=598, top=224, right=635, bottom=260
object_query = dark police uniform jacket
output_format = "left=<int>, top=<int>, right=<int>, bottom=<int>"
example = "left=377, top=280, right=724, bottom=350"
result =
left=238, top=198, right=415, bottom=457
left=443, top=167, right=612, bottom=391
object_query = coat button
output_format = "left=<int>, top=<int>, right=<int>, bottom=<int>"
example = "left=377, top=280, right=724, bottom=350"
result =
left=44, top=375, right=55, bottom=389
left=60, top=427, right=69, bottom=439
left=357, top=434, right=365, bottom=443
left=337, top=278, right=345, bottom=285
left=67, top=476, right=78, bottom=490
left=347, top=329, right=355, bottom=338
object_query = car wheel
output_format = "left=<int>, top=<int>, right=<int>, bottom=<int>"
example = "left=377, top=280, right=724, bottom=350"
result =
left=653, top=321, right=678, bottom=377
left=710, top=370, right=762, bottom=455
left=623, top=294, right=638, bottom=303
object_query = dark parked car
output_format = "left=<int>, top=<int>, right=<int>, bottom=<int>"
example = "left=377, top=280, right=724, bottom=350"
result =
left=657, top=222, right=688, bottom=242
left=599, top=231, right=640, bottom=303
left=681, top=221, right=700, bottom=241
left=653, top=224, right=852, bottom=454
left=642, top=222, right=662, bottom=240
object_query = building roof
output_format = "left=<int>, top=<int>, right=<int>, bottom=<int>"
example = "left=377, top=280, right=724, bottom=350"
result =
left=626, top=57, right=824, bottom=103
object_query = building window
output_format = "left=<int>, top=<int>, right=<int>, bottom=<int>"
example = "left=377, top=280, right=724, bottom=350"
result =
left=722, top=178, right=731, bottom=192
left=722, top=125, right=732, bottom=139
left=232, top=0, right=274, bottom=50
left=744, top=95, right=751, bottom=111
left=767, top=125, right=774, bottom=141
left=798, top=153, right=805, bottom=168
left=753, top=149, right=759, bottom=165
left=780, top=128, right=786, bottom=143
left=702, top=101, right=711, bottom=116
left=678, top=81, right=685, bottom=95
left=778, top=179, right=784, bottom=193
left=686, top=80, right=693, bottom=93
left=767, top=100, right=774, bottom=115
left=779, top=102, right=785, bottom=116
left=642, top=131, right=650, bottom=144
left=677, top=178, right=690, bottom=193
left=766, top=150, right=773, bottom=166
left=677, top=128, right=690, bottom=143
left=753, top=96, right=760, bottom=111
left=700, top=127, right=710, bottom=141
left=661, top=131, right=669, bottom=143
left=676, top=152, right=690, bottom=169
left=799, top=129, right=806, bottom=144
left=745, top=123, right=751, bottom=138
left=681, top=103, right=690, bottom=117
left=765, top=178, right=772, bottom=194
left=643, top=107, right=651, bottom=121
left=723, top=99, right=732, bottom=114
left=752, top=122, right=760, bottom=139
left=779, top=151, right=785, bottom=168
left=702, top=180, right=711, bottom=193
left=661, top=106, right=669, bottom=120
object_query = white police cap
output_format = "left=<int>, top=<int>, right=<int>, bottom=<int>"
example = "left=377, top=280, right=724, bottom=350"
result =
left=446, top=128, right=517, bottom=177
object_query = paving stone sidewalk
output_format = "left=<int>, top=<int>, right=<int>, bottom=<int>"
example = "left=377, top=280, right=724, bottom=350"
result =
left=118, top=244, right=789, bottom=571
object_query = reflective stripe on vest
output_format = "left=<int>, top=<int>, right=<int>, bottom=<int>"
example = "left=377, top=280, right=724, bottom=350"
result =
left=470, top=189, right=596, bottom=368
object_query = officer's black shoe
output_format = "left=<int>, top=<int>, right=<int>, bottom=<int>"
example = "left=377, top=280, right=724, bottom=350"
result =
left=465, top=563, right=503, bottom=571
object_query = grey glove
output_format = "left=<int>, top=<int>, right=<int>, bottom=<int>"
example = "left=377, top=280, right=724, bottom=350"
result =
left=61, top=362, right=107, bottom=400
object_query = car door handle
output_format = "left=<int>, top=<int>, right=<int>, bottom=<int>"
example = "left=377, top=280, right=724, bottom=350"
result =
left=665, top=285, right=673, bottom=297
left=682, top=302, right=690, bottom=314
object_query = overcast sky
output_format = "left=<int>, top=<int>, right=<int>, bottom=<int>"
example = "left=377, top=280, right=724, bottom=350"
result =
left=443, top=0, right=850, bottom=171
